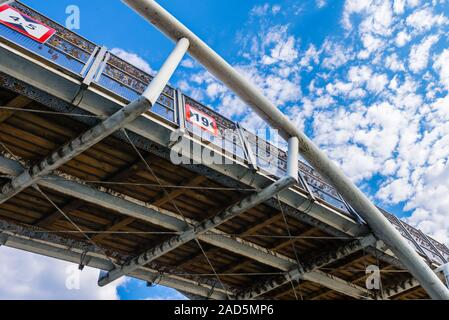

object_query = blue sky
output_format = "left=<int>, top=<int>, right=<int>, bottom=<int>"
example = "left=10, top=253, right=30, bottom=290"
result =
left=1, top=0, right=449, bottom=300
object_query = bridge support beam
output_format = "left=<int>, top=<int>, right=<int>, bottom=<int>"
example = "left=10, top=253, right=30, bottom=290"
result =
left=0, top=154, right=374, bottom=299
left=98, top=137, right=299, bottom=286
left=383, top=277, right=420, bottom=299
left=382, top=263, right=449, bottom=298
left=235, top=235, right=376, bottom=300
left=122, top=0, right=449, bottom=300
left=0, top=37, right=189, bottom=204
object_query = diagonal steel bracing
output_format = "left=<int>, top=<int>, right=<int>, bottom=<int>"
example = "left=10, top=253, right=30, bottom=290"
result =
left=0, top=154, right=370, bottom=298
left=235, top=235, right=376, bottom=300
left=0, top=37, right=189, bottom=205
left=97, top=137, right=300, bottom=286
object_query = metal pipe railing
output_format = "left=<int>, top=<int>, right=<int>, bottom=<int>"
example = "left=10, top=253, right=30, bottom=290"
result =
left=122, top=0, right=449, bottom=299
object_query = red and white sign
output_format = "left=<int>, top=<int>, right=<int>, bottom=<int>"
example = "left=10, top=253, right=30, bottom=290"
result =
left=186, top=103, right=219, bottom=136
left=0, top=4, right=55, bottom=43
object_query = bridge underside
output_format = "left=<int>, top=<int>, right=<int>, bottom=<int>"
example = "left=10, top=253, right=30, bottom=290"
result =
left=0, top=0, right=447, bottom=300
left=0, top=83, right=436, bottom=300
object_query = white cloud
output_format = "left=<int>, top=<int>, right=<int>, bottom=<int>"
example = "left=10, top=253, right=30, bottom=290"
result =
left=250, top=3, right=281, bottom=16
left=326, top=81, right=353, bottom=96
left=407, top=0, right=421, bottom=8
left=367, top=73, right=388, bottom=93
left=433, top=49, right=449, bottom=90
left=409, top=35, right=439, bottom=73
left=316, top=0, right=328, bottom=8
left=359, top=1, right=393, bottom=36
left=393, top=0, right=406, bottom=14
left=299, top=44, right=320, bottom=68
left=0, top=247, right=124, bottom=299
left=181, top=58, right=195, bottom=69
left=272, top=5, right=281, bottom=14
left=342, top=0, right=373, bottom=30
left=377, top=177, right=414, bottom=203
left=406, top=7, right=448, bottom=32
left=385, top=53, right=405, bottom=71
left=358, top=33, right=384, bottom=59
left=322, top=41, right=353, bottom=69
left=395, top=30, right=411, bottom=47
left=110, top=48, right=154, bottom=74
left=262, top=36, right=298, bottom=64
left=348, top=65, right=372, bottom=84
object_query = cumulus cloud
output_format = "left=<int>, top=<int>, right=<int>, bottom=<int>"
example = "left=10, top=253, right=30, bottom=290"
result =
left=250, top=3, right=281, bottom=16
left=433, top=49, right=449, bottom=90
left=409, top=35, right=439, bottom=73
left=385, top=53, right=405, bottom=71
left=406, top=7, right=448, bottom=33
left=342, top=0, right=373, bottom=30
left=316, top=0, right=328, bottom=8
left=0, top=247, right=124, bottom=299
left=395, top=30, right=411, bottom=47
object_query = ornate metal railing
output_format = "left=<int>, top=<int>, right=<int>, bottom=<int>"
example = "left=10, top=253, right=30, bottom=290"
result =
left=381, top=209, right=449, bottom=264
left=2, top=1, right=96, bottom=75
left=95, top=52, right=176, bottom=123
left=0, top=0, right=448, bottom=266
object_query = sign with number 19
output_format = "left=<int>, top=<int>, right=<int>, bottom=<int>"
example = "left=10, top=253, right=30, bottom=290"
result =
left=186, top=103, right=219, bottom=136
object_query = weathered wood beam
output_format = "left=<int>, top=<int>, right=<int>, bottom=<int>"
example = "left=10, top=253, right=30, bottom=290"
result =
left=0, top=95, right=32, bottom=124
left=36, top=155, right=157, bottom=228
left=91, top=174, right=206, bottom=242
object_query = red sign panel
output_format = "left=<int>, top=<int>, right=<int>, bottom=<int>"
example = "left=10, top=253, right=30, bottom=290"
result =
left=186, top=104, right=219, bottom=136
left=0, top=4, right=55, bottom=43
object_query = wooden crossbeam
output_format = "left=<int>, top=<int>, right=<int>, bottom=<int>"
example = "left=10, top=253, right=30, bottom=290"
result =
left=36, top=155, right=157, bottom=228
left=275, top=253, right=386, bottom=300
left=241, top=213, right=281, bottom=237
left=180, top=212, right=282, bottom=272
left=270, top=227, right=318, bottom=252
left=219, top=228, right=319, bottom=276
left=178, top=246, right=222, bottom=269
left=153, top=175, right=207, bottom=207
left=91, top=175, right=207, bottom=242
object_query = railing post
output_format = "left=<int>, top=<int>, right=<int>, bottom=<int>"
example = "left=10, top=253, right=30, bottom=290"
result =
left=73, top=46, right=108, bottom=105
left=419, top=230, right=448, bottom=264
left=94, top=52, right=110, bottom=82
left=340, top=196, right=364, bottom=223
left=297, top=170, right=316, bottom=202
left=82, top=46, right=108, bottom=86
left=287, top=136, right=298, bottom=182
left=167, top=89, right=186, bottom=148
left=236, top=124, right=258, bottom=171
left=80, top=46, right=99, bottom=76
left=175, top=89, right=186, bottom=132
